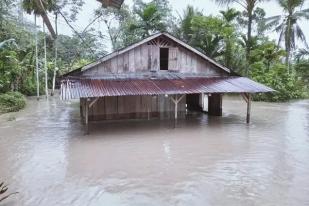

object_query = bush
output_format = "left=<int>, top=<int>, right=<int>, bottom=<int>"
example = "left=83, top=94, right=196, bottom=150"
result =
left=0, top=91, right=26, bottom=113
left=250, top=63, right=306, bottom=102
left=20, top=76, right=37, bottom=96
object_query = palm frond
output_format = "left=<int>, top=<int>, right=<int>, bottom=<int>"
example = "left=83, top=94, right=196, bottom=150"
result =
left=278, top=27, right=285, bottom=47
left=295, top=8, right=309, bottom=19
left=295, top=23, right=308, bottom=47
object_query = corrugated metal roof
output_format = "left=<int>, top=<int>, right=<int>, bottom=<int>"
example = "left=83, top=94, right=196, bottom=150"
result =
left=60, top=74, right=274, bottom=100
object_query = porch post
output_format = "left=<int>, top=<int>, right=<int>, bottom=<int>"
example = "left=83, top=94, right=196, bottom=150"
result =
left=170, top=94, right=185, bottom=120
left=175, top=95, right=178, bottom=119
left=241, top=93, right=252, bottom=124
left=85, top=98, right=89, bottom=135
left=246, top=94, right=251, bottom=124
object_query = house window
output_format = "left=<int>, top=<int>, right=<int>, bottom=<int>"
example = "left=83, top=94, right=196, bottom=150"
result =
left=160, top=48, right=169, bottom=70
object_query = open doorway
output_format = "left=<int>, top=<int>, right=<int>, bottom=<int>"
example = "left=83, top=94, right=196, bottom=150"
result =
left=186, top=94, right=203, bottom=112
left=160, top=48, right=169, bottom=70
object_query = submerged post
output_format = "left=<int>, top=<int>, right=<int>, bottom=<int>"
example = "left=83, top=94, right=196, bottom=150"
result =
left=174, top=95, right=178, bottom=120
left=170, top=94, right=185, bottom=126
left=85, top=99, right=89, bottom=135
left=246, top=94, right=251, bottom=124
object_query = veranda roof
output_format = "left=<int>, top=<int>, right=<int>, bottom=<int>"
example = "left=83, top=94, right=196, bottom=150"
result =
left=60, top=72, right=274, bottom=100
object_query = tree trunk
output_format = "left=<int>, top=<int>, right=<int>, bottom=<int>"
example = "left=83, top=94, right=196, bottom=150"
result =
left=285, top=15, right=292, bottom=74
left=245, top=5, right=253, bottom=76
left=51, top=13, right=58, bottom=96
left=43, top=22, right=48, bottom=99
left=35, top=14, right=40, bottom=100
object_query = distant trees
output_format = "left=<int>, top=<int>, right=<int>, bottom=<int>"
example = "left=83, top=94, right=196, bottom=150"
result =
left=266, top=0, right=309, bottom=68
left=215, top=0, right=265, bottom=74
left=0, top=0, right=308, bottom=101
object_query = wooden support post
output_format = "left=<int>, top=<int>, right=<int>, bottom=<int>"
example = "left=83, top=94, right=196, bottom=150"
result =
left=89, top=97, right=99, bottom=108
left=170, top=94, right=185, bottom=120
left=85, top=98, right=89, bottom=135
left=241, top=93, right=252, bottom=124
left=80, top=98, right=83, bottom=117
left=246, top=94, right=251, bottom=124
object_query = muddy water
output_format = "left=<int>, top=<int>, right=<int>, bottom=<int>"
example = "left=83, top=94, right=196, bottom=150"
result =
left=0, top=96, right=308, bottom=206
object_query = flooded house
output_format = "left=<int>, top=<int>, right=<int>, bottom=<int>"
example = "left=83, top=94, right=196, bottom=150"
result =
left=61, top=33, right=273, bottom=133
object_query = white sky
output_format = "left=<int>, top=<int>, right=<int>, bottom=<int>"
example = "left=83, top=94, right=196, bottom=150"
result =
left=24, top=0, right=309, bottom=52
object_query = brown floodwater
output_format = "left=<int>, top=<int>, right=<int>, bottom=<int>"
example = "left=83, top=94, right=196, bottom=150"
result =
left=0, top=95, right=308, bottom=206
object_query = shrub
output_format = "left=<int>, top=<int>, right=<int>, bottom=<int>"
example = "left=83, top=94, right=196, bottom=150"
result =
left=0, top=91, right=26, bottom=113
left=250, top=63, right=306, bottom=102
left=20, top=76, right=37, bottom=96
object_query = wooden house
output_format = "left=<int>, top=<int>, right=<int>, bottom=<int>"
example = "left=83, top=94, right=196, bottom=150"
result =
left=61, top=33, right=273, bottom=133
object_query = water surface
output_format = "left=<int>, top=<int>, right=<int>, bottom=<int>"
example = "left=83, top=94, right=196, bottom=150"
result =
left=0, top=96, right=308, bottom=206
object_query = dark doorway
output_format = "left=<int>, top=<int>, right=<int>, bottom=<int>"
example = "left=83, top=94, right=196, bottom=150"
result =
left=160, top=48, right=169, bottom=70
left=186, top=94, right=203, bottom=111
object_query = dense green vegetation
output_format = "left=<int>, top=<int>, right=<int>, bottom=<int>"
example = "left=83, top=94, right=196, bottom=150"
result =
left=0, top=92, right=26, bottom=113
left=0, top=0, right=308, bottom=114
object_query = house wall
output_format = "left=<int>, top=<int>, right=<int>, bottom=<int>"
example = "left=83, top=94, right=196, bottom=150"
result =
left=88, top=95, right=186, bottom=121
left=82, top=36, right=227, bottom=121
left=82, top=42, right=227, bottom=76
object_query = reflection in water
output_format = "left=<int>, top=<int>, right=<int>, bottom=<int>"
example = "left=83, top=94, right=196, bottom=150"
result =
left=0, top=96, right=308, bottom=206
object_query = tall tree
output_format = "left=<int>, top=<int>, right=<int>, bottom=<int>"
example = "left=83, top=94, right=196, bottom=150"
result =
left=176, top=6, right=202, bottom=42
left=215, top=0, right=265, bottom=74
left=265, top=0, right=309, bottom=71
left=95, top=5, right=133, bottom=50
left=190, top=15, right=227, bottom=58
left=129, top=0, right=171, bottom=38
left=220, top=8, right=240, bottom=68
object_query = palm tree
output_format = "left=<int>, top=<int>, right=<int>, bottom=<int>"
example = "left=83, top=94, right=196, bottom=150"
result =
left=129, top=1, right=168, bottom=38
left=265, top=0, right=309, bottom=71
left=22, top=0, right=56, bottom=99
left=215, top=0, right=265, bottom=74
left=178, top=6, right=202, bottom=42
left=220, top=8, right=240, bottom=23
left=220, top=8, right=240, bottom=68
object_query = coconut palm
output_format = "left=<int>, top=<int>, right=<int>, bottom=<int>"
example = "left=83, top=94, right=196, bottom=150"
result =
left=215, top=0, right=265, bottom=67
left=22, top=0, right=57, bottom=99
left=265, top=0, right=309, bottom=69
left=178, top=6, right=202, bottom=42
left=220, top=8, right=240, bottom=68
left=129, top=0, right=171, bottom=38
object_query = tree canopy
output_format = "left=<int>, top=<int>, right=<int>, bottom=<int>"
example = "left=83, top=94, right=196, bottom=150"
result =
left=0, top=0, right=308, bottom=102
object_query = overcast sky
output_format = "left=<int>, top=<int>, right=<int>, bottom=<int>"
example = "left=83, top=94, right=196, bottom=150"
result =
left=25, top=0, right=309, bottom=52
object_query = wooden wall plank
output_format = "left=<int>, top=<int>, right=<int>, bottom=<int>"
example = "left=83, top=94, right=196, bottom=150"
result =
left=128, top=49, right=135, bottom=72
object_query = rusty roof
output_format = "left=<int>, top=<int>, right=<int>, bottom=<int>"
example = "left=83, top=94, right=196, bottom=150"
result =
left=60, top=74, right=274, bottom=100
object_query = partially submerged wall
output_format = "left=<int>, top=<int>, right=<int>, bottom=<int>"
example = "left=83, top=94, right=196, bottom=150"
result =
left=86, top=95, right=186, bottom=121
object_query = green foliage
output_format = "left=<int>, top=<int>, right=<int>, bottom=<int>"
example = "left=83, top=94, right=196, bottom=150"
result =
left=190, top=15, right=225, bottom=58
left=19, top=76, right=38, bottom=96
left=96, top=0, right=173, bottom=49
left=265, top=0, right=309, bottom=64
left=0, top=0, right=308, bottom=103
left=294, top=59, right=309, bottom=82
left=0, top=91, right=26, bottom=113
left=129, top=0, right=171, bottom=37
left=176, top=6, right=202, bottom=42
left=251, top=63, right=305, bottom=101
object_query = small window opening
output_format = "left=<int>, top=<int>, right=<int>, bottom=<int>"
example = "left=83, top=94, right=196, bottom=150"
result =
left=160, top=48, right=169, bottom=70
